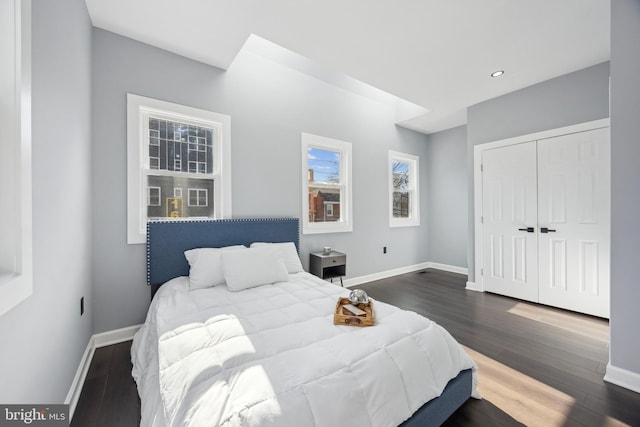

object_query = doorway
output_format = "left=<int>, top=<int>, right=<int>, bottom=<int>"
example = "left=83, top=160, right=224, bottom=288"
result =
left=475, top=120, right=610, bottom=318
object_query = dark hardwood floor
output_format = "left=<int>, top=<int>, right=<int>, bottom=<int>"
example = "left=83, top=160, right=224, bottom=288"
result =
left=71, top=341, right=141, bottom=427
left=71, top=269, right=640, bottom=426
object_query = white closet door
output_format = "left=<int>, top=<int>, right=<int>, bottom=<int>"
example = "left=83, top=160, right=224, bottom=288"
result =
left=482, top=141, right=539, bottom=302
left=537, top=128, right=610, bottom=318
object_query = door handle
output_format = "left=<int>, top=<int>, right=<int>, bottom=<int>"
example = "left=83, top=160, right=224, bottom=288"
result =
left=540, top=227, right=556, bottom=233
left=518, top=227, right=535, bottom=233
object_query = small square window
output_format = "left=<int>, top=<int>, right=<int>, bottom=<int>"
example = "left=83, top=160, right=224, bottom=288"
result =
left=147, top=187, right=161, bottom=206
left=188, top=188, right=208, bottom=207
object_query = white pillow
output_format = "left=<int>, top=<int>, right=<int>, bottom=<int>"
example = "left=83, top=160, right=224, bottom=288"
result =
left=250, top=242, right=304, bottom=273
left=222, top=246, right=289, bottom=291
left=184, top=245, right=246, bottom=290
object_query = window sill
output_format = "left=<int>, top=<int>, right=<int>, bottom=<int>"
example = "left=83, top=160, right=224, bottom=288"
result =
left=0, top=272, right=18, bottom=287
left=0, top=271, right=32, bottom=316
left=389, top=219, right=421, bottom=228
left=303, top=223, right=353, bottom=235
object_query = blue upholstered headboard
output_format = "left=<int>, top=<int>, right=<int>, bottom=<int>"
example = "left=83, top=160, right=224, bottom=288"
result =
left=146, top=218, right=300, bottom=288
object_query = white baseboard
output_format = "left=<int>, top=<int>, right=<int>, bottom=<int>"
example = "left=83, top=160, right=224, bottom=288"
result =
left=604, top=363, right=640, bottom=394
left=343, top=262, right=468, bottom=288
left=66, top=324, right=142, bottom=420
left=425, top=262, right=468, bottom=275
left=343, top=262, right=431, bottom=288
left=465, top=281, right=482, bottom=292
left=65, top=339, right=95, bottom=419
left=93, top=324, right=142, bottom=348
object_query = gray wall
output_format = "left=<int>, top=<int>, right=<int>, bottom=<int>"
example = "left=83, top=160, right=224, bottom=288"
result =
left=425, top=125, right=468, bottom=268
left=610, top=0, right=640, bottom=378
left=91, top=30, right=228, bottom=335
left=466, top=62, right=611, bottom=281
left=0, top=0, right=93, bottom=403
left=92, top=29, right=430, bottom=333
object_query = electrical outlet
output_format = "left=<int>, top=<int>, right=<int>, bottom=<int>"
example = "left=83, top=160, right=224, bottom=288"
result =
left=80, top=297, right=84, bottom=316
left=383, top=246, right=387, bottom=254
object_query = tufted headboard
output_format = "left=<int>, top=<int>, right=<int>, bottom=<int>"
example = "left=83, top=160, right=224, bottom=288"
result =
left=146, top=218, right=300, bottom=295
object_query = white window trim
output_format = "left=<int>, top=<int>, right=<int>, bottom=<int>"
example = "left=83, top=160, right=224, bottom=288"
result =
left=0, top=0, right=32, bottom=317
left=127, top=94, right=231, bottom=244
left=301, top=133, right=353, bottom=234
left=389, top=150, right=420, bottom=227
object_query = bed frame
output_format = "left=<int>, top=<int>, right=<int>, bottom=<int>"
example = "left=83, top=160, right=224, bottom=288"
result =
left=147, top=218, right=300, bottom=296
left=146, top=217, right=472, bottom=426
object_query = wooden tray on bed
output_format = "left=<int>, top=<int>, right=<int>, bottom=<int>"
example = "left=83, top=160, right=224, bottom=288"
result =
left=333, top=297, right=375, bottom=327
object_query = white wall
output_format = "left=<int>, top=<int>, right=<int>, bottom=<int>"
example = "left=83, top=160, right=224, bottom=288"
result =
left=609, top=0, right=640, bottom=384
left=0, top=0, right=93, bottom=403
left=91, top=29, right=431, bottom=333
left=425, top=125, right=468, bottom=268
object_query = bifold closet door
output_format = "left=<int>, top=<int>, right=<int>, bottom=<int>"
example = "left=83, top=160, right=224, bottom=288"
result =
left=481, top=141, right=539, bottom=303
left=537, top=128, right=610, bottom=318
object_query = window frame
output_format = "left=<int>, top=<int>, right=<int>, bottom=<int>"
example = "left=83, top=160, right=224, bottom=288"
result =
left=301, top=132, right=353, bottom=234
left=127, top=94, right=231, bottom=244
left=147, top=186, right=161, bottom=207
left=188, top=188, right=208, bottom=207
left=389, top=150, right=420, bottom=227
left=326, top=203, right=333, bottom=217
left=0, top=0, right=32, bottom=317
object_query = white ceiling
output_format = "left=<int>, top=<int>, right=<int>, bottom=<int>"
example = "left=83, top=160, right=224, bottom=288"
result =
left=85, top=0, right=610, bottom=134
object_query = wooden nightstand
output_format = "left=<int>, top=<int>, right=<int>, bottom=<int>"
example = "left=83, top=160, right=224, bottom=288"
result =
left=310, top=251, right=346, bottom=286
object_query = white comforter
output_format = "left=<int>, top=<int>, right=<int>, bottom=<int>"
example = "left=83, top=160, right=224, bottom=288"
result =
left=131, top=272, right=478, bottom=427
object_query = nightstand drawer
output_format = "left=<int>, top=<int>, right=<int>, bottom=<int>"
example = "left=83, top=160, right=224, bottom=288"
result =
left=309, top=251, right=347, bottom=286
left=321, top=255, right=346, bottom=268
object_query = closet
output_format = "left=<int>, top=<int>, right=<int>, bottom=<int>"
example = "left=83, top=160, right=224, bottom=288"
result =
left=476, top=121, right=610, bottom=318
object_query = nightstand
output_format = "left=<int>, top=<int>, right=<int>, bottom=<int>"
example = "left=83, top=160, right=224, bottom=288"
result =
left=310, top=251, right=347, bottom=286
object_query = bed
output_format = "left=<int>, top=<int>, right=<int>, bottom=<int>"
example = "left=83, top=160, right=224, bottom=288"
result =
left=132, top=218, right=478, bottom=427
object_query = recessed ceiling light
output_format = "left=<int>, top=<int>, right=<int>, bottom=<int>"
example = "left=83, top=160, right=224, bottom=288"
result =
left=490, top=70, right=505, bottom=78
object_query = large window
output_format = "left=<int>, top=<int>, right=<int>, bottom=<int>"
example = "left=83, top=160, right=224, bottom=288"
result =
left=127, top=94, right=231, bottom=244
left=302, top=133, right=352, bottom=234
left=389, top=150, right=420, bottom=227
left=0, top=0, right=32, bottom=316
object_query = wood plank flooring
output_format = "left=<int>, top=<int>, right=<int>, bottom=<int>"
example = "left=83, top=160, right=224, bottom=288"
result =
left=71, top=341, right=141, bottom=427
left=71, top=269, right=640, bottom=426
